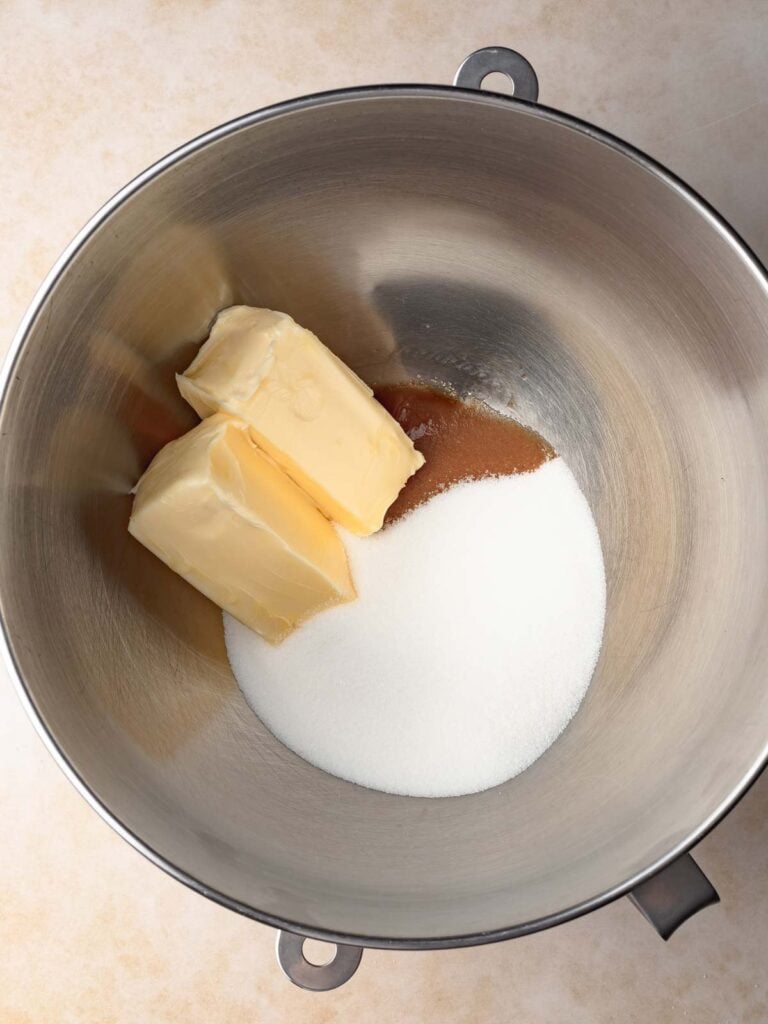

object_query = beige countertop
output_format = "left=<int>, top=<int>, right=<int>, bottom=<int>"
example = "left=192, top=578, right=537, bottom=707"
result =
left=2, top=1, right=767, bottom=1021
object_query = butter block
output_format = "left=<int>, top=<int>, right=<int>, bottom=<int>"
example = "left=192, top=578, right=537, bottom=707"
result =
left=177, top=306, right=425, bottom=535
left=129, top=414, right=355, bottom=644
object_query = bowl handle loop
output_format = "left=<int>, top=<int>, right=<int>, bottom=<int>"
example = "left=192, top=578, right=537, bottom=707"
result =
left=453, top=46, right=539, bottom=103
left=276, top=930, right=364, bottom=990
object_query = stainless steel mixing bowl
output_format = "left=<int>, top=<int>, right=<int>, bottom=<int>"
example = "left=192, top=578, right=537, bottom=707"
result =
left=2, top=47, right=768, bottom=990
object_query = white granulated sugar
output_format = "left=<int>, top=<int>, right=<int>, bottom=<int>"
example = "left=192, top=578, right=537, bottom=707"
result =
left=225, top=458, right=606, bottom=798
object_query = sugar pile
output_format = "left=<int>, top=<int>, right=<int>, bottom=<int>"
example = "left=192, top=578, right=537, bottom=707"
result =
left=225, top=458, right=606, bottom=798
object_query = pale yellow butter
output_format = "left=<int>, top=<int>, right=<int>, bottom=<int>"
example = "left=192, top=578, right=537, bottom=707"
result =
left=177, top=306, right=425, bottom=535
left=128, top=413, right=355, bottom=644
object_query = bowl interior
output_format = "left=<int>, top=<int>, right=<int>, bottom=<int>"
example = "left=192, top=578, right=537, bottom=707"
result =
left=2, top=90, right=768, bottom=943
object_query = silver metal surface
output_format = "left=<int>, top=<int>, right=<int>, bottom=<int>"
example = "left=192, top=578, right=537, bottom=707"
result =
left=2, top=51, right=768, bottom=958
left=629, top=853, right=719, bottom=940
left=454, top=46, right=539, bottom=101
left=276, top=931, right=363, bottom=990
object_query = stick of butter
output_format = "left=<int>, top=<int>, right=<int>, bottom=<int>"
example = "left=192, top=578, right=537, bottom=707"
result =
left=176, top=306, right=425, bottom=535
left=128, top=413, right=355, bottom=644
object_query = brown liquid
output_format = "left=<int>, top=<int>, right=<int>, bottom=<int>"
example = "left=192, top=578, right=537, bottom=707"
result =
left=375, top=383, right=556, bottom=524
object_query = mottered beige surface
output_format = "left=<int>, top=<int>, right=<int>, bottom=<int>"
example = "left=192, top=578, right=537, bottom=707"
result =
left=1, top=1, right=767, bottom=1021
